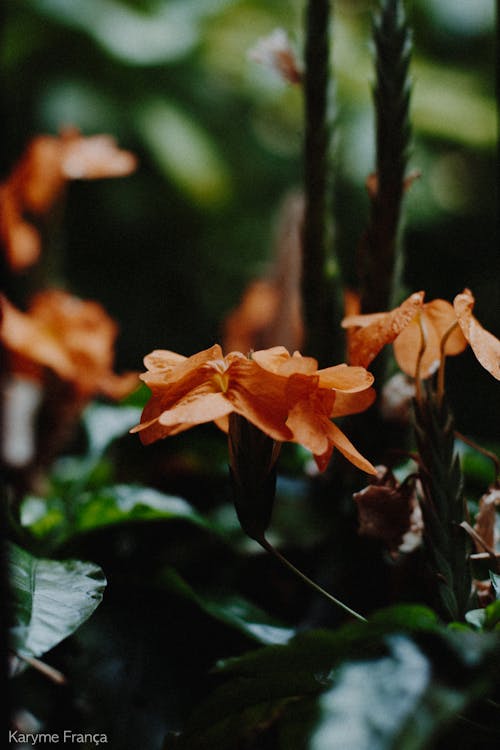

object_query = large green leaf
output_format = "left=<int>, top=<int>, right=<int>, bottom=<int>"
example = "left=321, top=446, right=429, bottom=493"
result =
left=21, top=484, right=211, bottom=547
left=310, top=636, right=443, bottom=750
left=177, top=612, right=500, bottom=750
left=27, top=0, right=240, bottom=65
left=8, top=542, right=106, bottom=660
left=162, top=567, right=294, bottom=646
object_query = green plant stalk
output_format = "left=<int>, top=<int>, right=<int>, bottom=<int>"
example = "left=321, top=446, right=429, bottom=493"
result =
left=301, top=0, right=337, bottom=366
left=358, top=0, right=412, bottom=314
left=413, top=388, right=472, bottom=622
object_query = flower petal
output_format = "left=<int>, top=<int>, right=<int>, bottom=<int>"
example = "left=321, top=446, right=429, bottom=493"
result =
left=158, top=388, right=233, bottom=426
left=226, top=359, right=292, bottom=441
left=324, top=421, right=377, bottom=474
left=454, top=289, right=500, bottom=380
left=317, top=364, right=374, bottom=392
left=331, top=387, right=376, bottom=417
left=342, top=291, right=425, bottom=368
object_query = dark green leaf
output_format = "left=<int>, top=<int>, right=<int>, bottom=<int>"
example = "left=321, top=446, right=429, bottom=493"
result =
left=161, top=567, right=294, bottom=645
left=8, top=542, right=106, bottom=660
left=21, top=484, right=212, bottom=547
left=179, top=623, right=500, bottom=750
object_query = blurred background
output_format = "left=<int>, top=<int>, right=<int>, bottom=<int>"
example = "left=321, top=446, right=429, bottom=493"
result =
left=2, top=1, right=498, bottom=747
left=1, top=1, right=497, bottom=397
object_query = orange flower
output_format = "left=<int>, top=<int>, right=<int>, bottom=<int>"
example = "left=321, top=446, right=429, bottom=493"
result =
left=132, top=345, right=376, bottom=474
left=252, top=347, right=376, bottom=473
left=342, top=291, right=467, bottom=378
left=343, top=289, right=500, bottom=381
left=0, top=129, right=137, bottom=271
left=0, top=290, right=137, bottom=399
left=454, top=289, right=500, bottom=380
left=131, top=345, right=294, bottom=446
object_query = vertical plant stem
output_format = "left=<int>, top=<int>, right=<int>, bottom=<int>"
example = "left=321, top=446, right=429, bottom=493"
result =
left=414, top=389, right=472, bottom=621
left=358, top=0, right=412, bottom=313
left=301, top=0, right=336, bottom=366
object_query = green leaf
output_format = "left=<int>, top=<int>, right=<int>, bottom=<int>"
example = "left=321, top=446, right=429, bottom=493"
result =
left=21, top=484, right=211, bottom=546
left=27, top=0, right=240, bottom=66
left=490, top=571, right=500, bottom=600
left=178, top=624, right=500, bottom=750
left=82, top=403, right=142, bottom=458
left=466, top=601, right=500, bottom=631
left=310, top=636, right=434, bottom=750
left=8, top=542, right=106, bottom=660
left=136, top=99, right=232, bottom=207
left=161, top=567, right=294, bottom=646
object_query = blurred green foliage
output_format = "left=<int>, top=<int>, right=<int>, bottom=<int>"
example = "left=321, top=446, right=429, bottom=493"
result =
left=2, top=1, right=497, bottom=420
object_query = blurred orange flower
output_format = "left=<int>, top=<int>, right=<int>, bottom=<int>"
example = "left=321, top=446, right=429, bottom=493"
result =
left=252, top=347, right=376, bottom=473
left=131, top=345, right=293, bottom=445
left=0, top=290, right=138, bottom=399
left=454, top=289, right=500, bottom=380
left=0, top=129, right=137, bottom=271
left=343, top=291, right=468, bottom=378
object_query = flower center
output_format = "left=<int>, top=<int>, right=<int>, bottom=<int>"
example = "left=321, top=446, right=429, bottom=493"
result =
left=207, top=358, right=230, bottom=393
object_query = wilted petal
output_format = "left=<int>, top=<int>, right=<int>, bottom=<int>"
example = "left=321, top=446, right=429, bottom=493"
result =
left=473, top=486, right=500, bottom=552
left=354, top=468, right=422, bottom=556
left=392, top=299, right=466, bottom=378
left=454, top=289, right=500, bottom=380
left=342, top=291, right=425, bottom=368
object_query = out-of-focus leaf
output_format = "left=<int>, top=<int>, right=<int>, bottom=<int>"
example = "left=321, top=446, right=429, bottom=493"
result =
left=26, top=0, right=197, bottom=65
left=27, top=0, right=240, bottom=65
left=178, top=623, right=500, bottom=750
left=456, top=438, right=498, bottom=486
left=466, top=600, right=500, bottom=631
left=136, top=99, right=231, bottom=207
left=310, top=636, right=433, bottom=750
left=490, top=571, right=500, bottom=600
left=161, top=567, right=294, bottom=646
left=21, top=484, right=211, bottom=547
left=8, top=542, right=106, bottom=660
left=82, top=402, right=142, bottom=458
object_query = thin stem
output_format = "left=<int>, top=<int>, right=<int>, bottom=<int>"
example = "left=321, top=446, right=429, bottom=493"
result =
left=459, top=521, right=499, bottom=572
left=437, top=321, right=459, bottom=407
left=12, top=652, right=67, bottom=685
left=259, top=536, right=367, bottom=622
left=414, top=312, right=427, bottom=405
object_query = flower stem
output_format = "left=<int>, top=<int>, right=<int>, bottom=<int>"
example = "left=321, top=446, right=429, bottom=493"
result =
left=259, top=536, right=367, bottom=622
left=358, top=0, right=413, bottom=313
left=302, top=0, right=337, bottom=366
